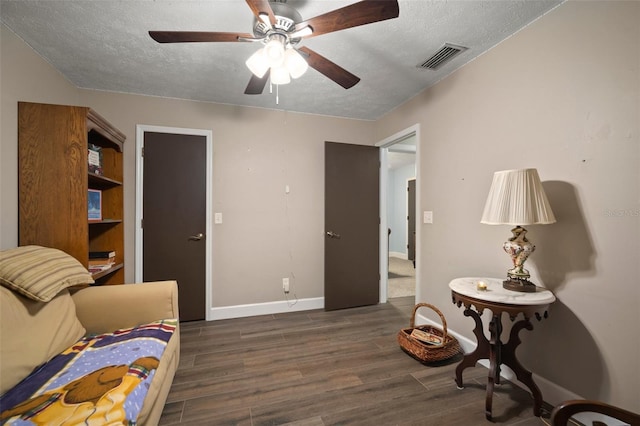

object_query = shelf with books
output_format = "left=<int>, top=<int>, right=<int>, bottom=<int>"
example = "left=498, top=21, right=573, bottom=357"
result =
left=87, top=142, right=123, bottom=260
left=87, top=126, right=122, bottom=183
left=86, top=111, right=123, bottom=285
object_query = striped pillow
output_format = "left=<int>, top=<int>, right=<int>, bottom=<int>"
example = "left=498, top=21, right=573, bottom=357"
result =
left=0, top=245, right=94, bottom=302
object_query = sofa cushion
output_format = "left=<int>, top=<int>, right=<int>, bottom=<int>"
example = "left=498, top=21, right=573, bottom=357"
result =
left=0, top=245, right=94, bottom=302
left=0, top=287, right=86, bottom=395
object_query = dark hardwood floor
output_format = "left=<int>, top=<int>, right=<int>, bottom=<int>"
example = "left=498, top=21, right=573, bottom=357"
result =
left=159, top=297, right=550, bottom=425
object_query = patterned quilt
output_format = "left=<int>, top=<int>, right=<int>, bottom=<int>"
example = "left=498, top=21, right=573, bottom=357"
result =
left=0, top=319, right=177, bottom=426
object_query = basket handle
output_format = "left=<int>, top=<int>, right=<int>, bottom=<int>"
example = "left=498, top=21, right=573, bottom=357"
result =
left=410, top=303, right=449, bottom=338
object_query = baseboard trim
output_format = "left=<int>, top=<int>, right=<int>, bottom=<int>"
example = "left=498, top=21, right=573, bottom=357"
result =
left=415, top=313, right=584, bottom=407
left=209, top=297, right=324, bottom=320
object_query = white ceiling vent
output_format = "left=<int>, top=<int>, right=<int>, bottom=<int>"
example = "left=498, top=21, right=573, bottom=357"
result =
left=418, top=44, right=468, bottom=70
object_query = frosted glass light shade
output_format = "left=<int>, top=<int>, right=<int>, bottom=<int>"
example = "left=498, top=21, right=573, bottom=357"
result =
left=481, top=168, right=556, bottom=225
left=246, top=49, right=269, bottom=78
left=264, top=39, right=285, bottom=67
left=270, top=65, right=291, bottom=85
left=284, top=48, right=308, bottom=79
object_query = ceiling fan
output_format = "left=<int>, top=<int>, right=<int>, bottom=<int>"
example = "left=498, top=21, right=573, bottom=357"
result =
left=149, top=0, right=400, bottom=95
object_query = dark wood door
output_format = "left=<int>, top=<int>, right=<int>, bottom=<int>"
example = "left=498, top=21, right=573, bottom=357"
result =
left=325, top=141, right=380, bottom=311
left=407, top=178, right=416, bottom=264
left=143, top=132, right=207, bottom=321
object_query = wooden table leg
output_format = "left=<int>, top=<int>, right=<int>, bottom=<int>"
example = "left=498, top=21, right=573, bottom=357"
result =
left=485, top=313, right=503, bottom=420
left=455, top=308, right=490, bottom=388
left=502, top=318, right=543, bottom=417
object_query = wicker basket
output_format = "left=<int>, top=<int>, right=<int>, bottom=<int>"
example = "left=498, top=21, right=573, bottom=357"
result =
left=397, top=303, right=461, bottom=364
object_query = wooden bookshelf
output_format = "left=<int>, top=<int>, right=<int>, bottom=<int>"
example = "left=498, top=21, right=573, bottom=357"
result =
left=18, top=102, right=126, bottom=284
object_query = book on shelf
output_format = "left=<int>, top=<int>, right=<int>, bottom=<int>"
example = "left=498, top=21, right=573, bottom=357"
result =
left=88, top=144, right=103, bottom=176
left=88, top=258, right=115, bottom=267
left=89, top=250, right=115, bottom=259
left=87, top=189, right=102, bottom=221
left=89, top=263, right=115, bottom=273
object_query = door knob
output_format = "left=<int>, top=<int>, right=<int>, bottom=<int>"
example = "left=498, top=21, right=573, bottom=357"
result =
left=188, top=233, right=204, bottom=241
left=326, top=231, right=341, bottom=239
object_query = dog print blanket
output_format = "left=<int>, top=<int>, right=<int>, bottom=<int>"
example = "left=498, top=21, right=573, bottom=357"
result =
left=0, top=319, right=177, bottom=425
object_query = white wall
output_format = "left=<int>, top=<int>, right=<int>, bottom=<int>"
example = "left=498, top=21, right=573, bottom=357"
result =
left=376, top=0, right=639, bottom=411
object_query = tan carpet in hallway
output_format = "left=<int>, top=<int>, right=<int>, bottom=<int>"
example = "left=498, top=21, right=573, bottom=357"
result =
left=388, top=256, right=415, bottom=298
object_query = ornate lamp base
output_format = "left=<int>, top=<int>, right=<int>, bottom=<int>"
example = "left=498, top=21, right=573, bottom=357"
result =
left=503, top=278, right=537, bottom=293
left=502, top=226, right=538, bottom=293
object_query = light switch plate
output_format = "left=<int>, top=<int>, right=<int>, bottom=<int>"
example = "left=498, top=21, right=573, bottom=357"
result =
left=423, top=211, right=433, bottom=224
left=214, top=212, right=223, bottom=224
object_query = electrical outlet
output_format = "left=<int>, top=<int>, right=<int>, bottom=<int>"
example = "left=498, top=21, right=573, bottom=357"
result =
left=282, top=278, right=290, bottom=293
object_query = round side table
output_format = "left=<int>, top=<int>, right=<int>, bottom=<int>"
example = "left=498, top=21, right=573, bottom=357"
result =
left=449, top=277, right=555, bottom=421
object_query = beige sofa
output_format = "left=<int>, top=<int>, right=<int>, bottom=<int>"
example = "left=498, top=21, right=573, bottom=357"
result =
left=0, top=246, right=180, bottom=425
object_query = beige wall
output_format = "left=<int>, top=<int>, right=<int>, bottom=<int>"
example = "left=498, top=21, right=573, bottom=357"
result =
left=2, top=0, right=638, bottom=411
left=77, top=92, right=374, bottom=306
left=0, top=25, right=374, bottom=310
left=0, top=26, right=81, bottom=246
left=376, top=0, right=639, bottom=411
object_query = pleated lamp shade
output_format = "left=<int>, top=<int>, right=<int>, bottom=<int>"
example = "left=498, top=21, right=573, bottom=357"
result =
left=481, top=169, right=556, bottom=226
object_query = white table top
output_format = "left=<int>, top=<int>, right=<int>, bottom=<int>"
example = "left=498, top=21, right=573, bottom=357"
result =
left=449, top=277, right=556, bottom=305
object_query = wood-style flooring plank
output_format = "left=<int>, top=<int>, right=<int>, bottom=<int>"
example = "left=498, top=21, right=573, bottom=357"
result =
left=159, top=297, right=550, bottom=425
left=178, top=371, right=363, bottom=424
left=250, top=374, right=430, bottom=425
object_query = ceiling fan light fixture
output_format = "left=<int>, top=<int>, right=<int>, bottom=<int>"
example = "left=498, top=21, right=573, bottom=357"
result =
left=150, top=0, right=401, bottom=96
left=264, top=37, right=285, bottom=67
left=246, top=48, right=269, bottom=78
left=271, top=65, right=291, bottom=85
left=284, top=48, right=308, bottom=79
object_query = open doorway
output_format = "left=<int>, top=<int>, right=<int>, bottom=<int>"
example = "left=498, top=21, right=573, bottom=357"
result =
left=377, top=125, right=420, bottom=303
left=386, top=140, right=416, bottom=298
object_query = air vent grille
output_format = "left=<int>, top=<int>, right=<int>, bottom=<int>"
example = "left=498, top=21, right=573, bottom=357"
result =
left=418, top=44, right=468, bottom=70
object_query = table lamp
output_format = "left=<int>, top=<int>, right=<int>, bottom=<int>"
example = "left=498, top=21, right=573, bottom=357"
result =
left=481, top=168, right=555, bottom=292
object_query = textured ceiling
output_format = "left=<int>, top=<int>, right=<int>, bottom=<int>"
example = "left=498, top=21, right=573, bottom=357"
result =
left=0, top=0, right=562, bottom=120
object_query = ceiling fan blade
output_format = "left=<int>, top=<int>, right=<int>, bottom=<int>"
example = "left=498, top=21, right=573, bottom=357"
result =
left=245, top=0, right=276, bottom=26
left=298, top=47, right=360, bottom=89
left=244, top=73, right=269, bottom=95
left=149, top=31, right=254, bottom=43
left=294, top=0, right=399, bottom=38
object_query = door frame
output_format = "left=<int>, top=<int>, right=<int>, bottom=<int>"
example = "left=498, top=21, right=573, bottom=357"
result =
left=376, top=124, right=420, bottom=303
left=407, top=177, right=416, bottom=263
left=135, top=125, right=213, bottom=320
